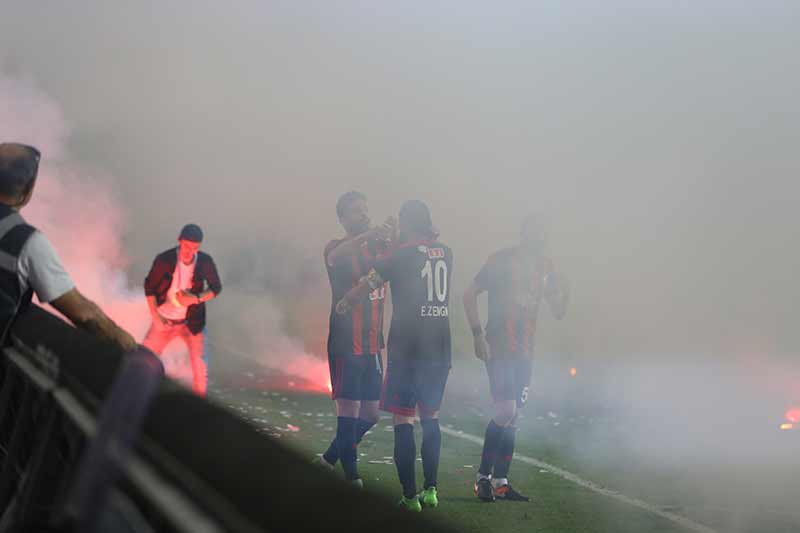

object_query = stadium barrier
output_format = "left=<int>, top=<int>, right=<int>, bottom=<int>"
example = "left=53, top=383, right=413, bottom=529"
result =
left=0, top=305, right=451, bottom=533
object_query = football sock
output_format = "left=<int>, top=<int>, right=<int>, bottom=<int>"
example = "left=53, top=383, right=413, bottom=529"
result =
left=356, top=418, right=376, bottom=442
left=322, top=439, right=338, bottom=465
left=420, top=418, right=441, bottom=489
left=478, top=419, right=504, bottom=476
left=323, top=418, right=375, bottom=465
left=394, top=423, right=417, bottom=499
left=336, top=416, right=359, bottom=480
left=493, top=425, right=517, bottom=479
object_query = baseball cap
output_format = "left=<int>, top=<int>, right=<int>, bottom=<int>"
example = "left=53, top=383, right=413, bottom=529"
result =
left=178, top=224, right=203, bottom=243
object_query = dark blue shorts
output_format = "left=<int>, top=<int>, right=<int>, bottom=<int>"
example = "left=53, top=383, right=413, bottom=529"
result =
left=485, top=356, right=533, bottom=408
left=329, top=352, right=383, bottom=401
left=380, top=359, right=450, bottom=417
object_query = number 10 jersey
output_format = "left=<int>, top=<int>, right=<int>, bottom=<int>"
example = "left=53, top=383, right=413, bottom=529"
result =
left=372, top=239, right=453, bottom=367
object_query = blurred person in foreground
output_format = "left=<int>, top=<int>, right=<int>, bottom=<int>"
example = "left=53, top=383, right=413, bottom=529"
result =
left=0, top=142, right=136, bottom=350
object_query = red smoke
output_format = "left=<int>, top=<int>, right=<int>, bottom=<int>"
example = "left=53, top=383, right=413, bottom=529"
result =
left=0, top=76, right=151, bottom=336
left=2, top=75, right=332, bottom=394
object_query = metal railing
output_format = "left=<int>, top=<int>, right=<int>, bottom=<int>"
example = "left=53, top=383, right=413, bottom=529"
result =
left=0, top=305, right=448, bottom=533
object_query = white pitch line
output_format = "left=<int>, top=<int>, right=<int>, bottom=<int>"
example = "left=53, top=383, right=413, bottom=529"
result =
left=440, top=426, right=718, bottom=533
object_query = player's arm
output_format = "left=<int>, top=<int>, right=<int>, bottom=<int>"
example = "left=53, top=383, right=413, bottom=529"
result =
left=22, top=231, right=137, bottom=351
left=464, top=256, right=491, bottom=361
left=544, top=270, right=569, bottom=320
left=336, top=268, right=383, bottom=315
left=463, top=281, right=485, bottom=337
left=325, top=217, right=395, bottom=267
left=51, top=289, right=138, bottom=351
left=463, top=280, right=490, bottom=361
left=337, top=247, right=398, bottom=314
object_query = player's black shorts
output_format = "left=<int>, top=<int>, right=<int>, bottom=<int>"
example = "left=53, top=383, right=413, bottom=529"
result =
left=485, top=356, right=533, bottom=408
left=329, top=352, right=383, bottom=401
left=380, top=358, right=450, bottom=416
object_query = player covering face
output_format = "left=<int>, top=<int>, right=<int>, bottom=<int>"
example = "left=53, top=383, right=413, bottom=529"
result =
left=338, top=200, right=453, bottom=512
left=463, top=215, right=569, bottom=502
left=317, top=191, right=395, bottom=487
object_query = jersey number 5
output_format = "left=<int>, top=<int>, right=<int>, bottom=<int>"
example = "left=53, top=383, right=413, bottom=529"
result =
left=421, top=259, right=448, bottom=303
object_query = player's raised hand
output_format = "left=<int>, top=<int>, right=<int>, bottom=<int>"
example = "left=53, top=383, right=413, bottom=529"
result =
left=371, top=216, right=396, bottom=241
left=473, top=333, right=490, bottom=361
left=384, top=216, right=397, bottom=242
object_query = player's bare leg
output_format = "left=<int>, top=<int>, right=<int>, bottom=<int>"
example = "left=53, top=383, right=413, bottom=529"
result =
left=358, top=400, right=380, bottom=425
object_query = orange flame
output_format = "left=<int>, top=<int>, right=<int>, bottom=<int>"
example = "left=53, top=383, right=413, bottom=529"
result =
left=570, top=367, right=577, bottom=377
left=780, top=423, right=794, bottom=430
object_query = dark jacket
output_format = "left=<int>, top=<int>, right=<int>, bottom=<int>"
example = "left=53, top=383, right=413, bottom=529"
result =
left=144, top=248, right=222, bottom=334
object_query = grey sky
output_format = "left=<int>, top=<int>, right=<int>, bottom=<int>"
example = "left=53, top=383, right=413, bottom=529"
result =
left=1, top=1, right=798, bottom=359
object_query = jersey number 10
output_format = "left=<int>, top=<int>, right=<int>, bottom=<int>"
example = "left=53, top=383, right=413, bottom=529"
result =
left=421, top=260, right=448, bottom=303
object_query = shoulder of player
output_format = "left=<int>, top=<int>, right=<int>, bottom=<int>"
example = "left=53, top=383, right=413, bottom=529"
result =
left=429, top=241, right=452, bottom=256
left=486, top=247, right=517, bottom=265
left=323, top=238, right=347, bottom=262
left=324, top=238, right=344, bottom=254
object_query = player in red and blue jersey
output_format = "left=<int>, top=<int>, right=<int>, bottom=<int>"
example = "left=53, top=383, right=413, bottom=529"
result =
left=337, top=200, right=452, bottom=512
left=317, top=191, right=395, bottom=487
left=463, top=215, right=569, bottom=502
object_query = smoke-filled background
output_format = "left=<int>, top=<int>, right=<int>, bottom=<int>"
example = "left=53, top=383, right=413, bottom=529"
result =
left=1, top=2, right=799, bottom=530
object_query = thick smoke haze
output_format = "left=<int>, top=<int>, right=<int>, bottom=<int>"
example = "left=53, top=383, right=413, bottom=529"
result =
left=1, top=2, right=799, bottom=530
left=2, top=1, right=798, bottom=360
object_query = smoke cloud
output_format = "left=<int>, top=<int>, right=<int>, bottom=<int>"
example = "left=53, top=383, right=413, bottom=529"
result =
left=0, top=75, right=327, bottom=389
left=2, top=2, right=799, bottom=530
